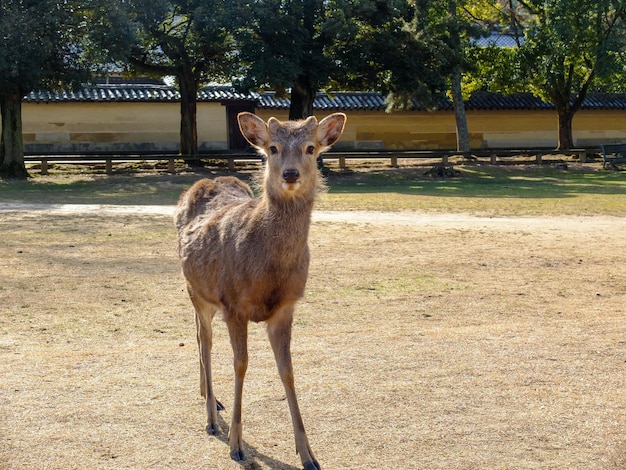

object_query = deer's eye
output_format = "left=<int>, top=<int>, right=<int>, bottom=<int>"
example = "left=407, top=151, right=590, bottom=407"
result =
left=306, top=145, right=315, bottom=155
left=269, top=145, right=278, bottom=155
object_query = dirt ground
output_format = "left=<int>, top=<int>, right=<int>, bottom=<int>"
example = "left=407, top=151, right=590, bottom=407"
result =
left=1, top=205, right=625, bottom=469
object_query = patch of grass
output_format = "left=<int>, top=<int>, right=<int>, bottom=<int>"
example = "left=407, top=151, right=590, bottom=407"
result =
left=320, top=164, right=626, bottom=215
left=0, top=172, right=198, bottom=205
left=2, top=163, right=625, bottom=216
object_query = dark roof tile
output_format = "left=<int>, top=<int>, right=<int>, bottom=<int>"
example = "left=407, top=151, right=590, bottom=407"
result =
left=23, top=83, right=626, bottom=111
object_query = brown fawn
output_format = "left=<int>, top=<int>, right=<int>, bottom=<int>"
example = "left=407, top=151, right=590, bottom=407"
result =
left=174, top=112, right=346, bottom=470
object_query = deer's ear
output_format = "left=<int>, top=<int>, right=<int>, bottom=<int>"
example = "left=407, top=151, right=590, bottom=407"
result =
left=303, top=115, right=318, bottom=131
left=238, top=112, right=270, bottom=148
left=317, top=113, right=346, bottom=147
left=267, top=116, right=283, bottom=135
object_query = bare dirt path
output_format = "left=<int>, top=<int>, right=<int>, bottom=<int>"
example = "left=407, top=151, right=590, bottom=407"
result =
left=2, top=202, right=624, bottom=233
left=2, top=204, right=625, bottom=469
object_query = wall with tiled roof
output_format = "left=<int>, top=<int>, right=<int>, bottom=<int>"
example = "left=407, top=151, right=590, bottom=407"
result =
left=21, top=82, right=626, bottom=153
left=24, top=83, right=626, bottom=111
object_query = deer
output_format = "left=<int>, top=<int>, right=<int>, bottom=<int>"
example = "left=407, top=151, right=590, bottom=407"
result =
left=174, top=112, right=346, bottom=470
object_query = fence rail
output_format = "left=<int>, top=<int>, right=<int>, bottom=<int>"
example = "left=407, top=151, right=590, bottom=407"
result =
left=23, top=147, right=598, bottom=175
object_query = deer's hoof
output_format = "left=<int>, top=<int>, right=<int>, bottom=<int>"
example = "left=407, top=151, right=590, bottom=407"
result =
left=216, top=400, right=225, bottom=411
left=303, top=460, right=321, bottom=470
left=230, top=449, right=246, bottom=462
left=205, top=423, right=219, bottom=435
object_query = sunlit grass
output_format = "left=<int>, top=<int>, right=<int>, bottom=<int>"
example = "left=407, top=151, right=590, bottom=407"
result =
left=318, top=164, right=626, bottom=215
left=1, top=163, right=625, bottom=216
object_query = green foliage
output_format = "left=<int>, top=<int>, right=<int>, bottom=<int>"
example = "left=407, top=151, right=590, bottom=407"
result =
left=233, top=0, right=333, bottom=94
left=231, top=0, right=452, bottom=116
left=518, top=0, right=626, bottom=101
left=0, top=0, right=92, bottom=94
left=460, top=0, right=626, bottom=148
left=464, top=46, right=525, bottom=97
left=85, top=0, right=140, bottom=68
left=379, top=0, right=494, bottom=110
left=464, top=0, right=626, bottom=103
left=336, top=0, right=450, bottom=107
left=122, top=0, right=236, bottom=82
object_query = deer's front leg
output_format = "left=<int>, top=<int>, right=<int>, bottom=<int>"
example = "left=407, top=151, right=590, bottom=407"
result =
left=267, top=307, right=320, bottom=470
left=227, top=318, right=248, bottom=462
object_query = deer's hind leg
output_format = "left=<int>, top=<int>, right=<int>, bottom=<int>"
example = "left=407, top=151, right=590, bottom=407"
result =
left=191, top=293, right=222, bottom=435
left=226, top=317, right=248, bottom=462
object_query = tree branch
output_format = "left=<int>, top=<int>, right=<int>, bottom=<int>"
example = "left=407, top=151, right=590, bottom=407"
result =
left=128, top=52, right=178, bottom=77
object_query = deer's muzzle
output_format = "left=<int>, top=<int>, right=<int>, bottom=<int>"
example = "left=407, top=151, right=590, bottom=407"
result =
left=282, top=169, right=300, bottom=184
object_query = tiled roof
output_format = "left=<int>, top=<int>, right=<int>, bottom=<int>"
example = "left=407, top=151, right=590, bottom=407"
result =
left=472, top=32, right=524, bottom=48
left=26, top=83, right=259, bottom=103
left=257, top=91, right=386, bottom=110
left=463, top=91, right=554, bottom=110
left=574, top=92, right=626, bottom=109
left=197, top=85, right=261, bottom=102
left=27, top=84, right=179, bottom=102
left=23, top=83, right=626, bottom=111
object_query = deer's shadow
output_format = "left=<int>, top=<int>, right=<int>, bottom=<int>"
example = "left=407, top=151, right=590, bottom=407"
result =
left=211, top=412, right=301, bottom=470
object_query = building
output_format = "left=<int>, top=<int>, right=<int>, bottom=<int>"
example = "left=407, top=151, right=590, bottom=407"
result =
left=22, top=79, right=626, bottom=154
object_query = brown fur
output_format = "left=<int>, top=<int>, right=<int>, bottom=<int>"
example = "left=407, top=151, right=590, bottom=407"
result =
left=174, top=112, right=346, bottom=469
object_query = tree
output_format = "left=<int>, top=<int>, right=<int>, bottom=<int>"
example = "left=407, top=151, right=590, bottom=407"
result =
left=0, top=0, right=91, bottom=178
left=413, top=1, right=509, bottom=153
left=368, top=0, right=485, bottom=153
left=444, top=1, right=473, bottom=154
left=467, top=0, right=626, bottom=150
left=233, top=0, right=341, bottom=120
left=233, top=0, right=451, bottom=121
left=331, top=0, right=449, bottom=109
left=119, top=0, right=236, bottom=156
left=518, top=0, right=626, bottom=149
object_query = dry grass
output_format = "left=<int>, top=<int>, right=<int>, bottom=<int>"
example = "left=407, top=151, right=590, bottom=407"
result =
left=1, top=196, right=626, bottom=468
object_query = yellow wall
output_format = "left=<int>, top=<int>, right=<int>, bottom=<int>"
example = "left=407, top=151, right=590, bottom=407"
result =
left=21, top=101, right=626, bottom=153
left=259, top=108, right=626, bottom=149
left=256, top=109, right=457, bottom=149
left=22, top=101, right=228, bottom=153
left=468, top=109, right=626, bottom=148
left=570, top=110, right=626, bottom=146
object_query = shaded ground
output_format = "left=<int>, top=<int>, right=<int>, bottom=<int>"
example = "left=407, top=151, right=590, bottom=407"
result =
left=3, top=161, right=626, bottom=216
left=1, top=207, right=625, bottom=469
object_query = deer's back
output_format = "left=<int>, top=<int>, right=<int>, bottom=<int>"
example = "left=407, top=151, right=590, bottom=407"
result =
left=174, top=177, right=254, bottom=233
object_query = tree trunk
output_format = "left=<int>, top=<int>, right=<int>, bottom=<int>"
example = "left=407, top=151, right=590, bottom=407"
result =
left=556, top=109, right=575, bottom=150
left=289, top=76, right=315, bottom=120
left=178, top=73, right=198, bottom=157
left=447, top=3, right=470, bottom=155
left=451, top=68, right=470, bottom=154
left=0, top=90, right=29, bottom=179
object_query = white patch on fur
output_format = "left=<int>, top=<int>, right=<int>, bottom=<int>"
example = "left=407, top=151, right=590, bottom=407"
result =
left=282, top=181, right=301, bottom=191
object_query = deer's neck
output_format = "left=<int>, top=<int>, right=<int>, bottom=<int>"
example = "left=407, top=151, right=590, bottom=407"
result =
left=258, top=193, right=314, bottom=253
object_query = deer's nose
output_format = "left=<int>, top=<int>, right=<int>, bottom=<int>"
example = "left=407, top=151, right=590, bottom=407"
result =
left=283, top=169, right=300, bottom=183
